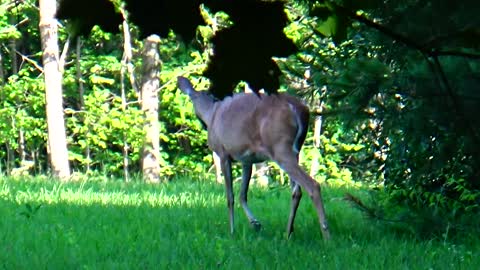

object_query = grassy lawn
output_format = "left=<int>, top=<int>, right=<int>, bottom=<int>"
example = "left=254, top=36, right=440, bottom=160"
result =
left=0, top=176, right=477, bottom=269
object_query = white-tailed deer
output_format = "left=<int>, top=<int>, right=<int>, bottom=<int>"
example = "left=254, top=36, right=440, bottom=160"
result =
left=177, top=76, right=330, bottom=239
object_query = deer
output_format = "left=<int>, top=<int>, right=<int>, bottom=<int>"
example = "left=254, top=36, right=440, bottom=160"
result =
left=177, top=76, right=330, bottom=240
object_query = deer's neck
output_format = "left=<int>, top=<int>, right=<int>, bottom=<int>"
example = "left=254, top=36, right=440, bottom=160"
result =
left=196, top=100, right=219, bottom=129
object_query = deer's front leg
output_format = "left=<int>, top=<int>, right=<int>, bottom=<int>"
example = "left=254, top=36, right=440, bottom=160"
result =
left=240, top=163, right=261, bottom=231
left=220, top=156, right=235, bottom=234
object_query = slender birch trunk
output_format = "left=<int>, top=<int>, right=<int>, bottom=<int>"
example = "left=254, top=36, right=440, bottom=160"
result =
left=39, top=0, right=71, bottom=180
left=0, top=39, right=5, bottom=86
left=310, top=114, right=323, bottom=177
left=120, top=19, right=136, bottom=182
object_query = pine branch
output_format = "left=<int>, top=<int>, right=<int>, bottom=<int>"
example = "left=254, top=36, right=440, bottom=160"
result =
left=328, top=2, right=425, bottom=53
left=328, top=1, right=480, bottom=61
left=433, top=50, right=480, bottom=60
left=344, top=193, right=378, bottom=219
left=430, top=56, right=480, bottom=153
left=344, top=193, right=407, bottom=224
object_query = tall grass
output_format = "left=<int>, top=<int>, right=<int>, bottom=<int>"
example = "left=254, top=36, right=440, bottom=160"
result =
left=0, top=176, right=477, bottom=269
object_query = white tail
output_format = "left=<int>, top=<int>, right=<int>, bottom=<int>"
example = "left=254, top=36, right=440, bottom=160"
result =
left=177, top=76, right=330, bottom=239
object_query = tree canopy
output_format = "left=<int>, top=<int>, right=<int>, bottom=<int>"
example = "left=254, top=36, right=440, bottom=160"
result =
left=56, top=0, right=298, bottom=98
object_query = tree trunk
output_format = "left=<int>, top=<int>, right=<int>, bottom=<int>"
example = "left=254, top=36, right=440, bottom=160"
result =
left=75, top=37, right=91, bottom=173
left=141, top=35, right=161, bottom=183
left=253, top=162, right=270, bottom=187
left=39, top=0, right=71, bottom=180
left=310, top=115, right=323, bottom=177
left=7, top=15, right=18, bottom=175
left=212, top=152, right=223, bottom=183
left=0, top=50, right=6, bottom=175
left=8, top=14, right=18, bottom=75
left=0, top=47, right=4, bottom=85
left=13, top=25, right=26, bottom=169
left=120, top=19, right=136, bottom=182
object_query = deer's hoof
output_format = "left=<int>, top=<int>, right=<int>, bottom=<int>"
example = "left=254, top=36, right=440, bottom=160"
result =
left=251, top=220, right=262, bottom=232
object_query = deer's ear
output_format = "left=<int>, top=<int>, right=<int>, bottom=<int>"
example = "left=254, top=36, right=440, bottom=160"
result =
left=177, top=76, right=196, bottom=96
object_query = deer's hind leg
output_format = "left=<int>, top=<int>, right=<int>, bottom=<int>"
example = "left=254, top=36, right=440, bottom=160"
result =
left=286, top=154, right=303, bottom=239
left=272, top=146, right=330, bottom=240
left=287, top=181, right=302, bottom=239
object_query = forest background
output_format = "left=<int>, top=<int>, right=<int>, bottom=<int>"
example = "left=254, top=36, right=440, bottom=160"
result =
left=0, top=0, right=479, bottom=237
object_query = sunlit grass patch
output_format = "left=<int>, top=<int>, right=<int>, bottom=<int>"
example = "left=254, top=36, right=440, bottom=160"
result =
left=0, top=176, right=478, bottom=269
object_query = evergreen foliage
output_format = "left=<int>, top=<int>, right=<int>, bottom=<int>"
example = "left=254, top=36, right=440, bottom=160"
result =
left=286, top=0, right=480, bottom=235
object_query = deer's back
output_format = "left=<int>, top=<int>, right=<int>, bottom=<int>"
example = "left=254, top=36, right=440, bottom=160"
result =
left=208, top=93, right=309, bottom=161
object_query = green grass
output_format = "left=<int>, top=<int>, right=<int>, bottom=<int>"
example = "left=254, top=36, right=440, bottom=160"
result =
left=0, top=176, right=478, bottom=269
